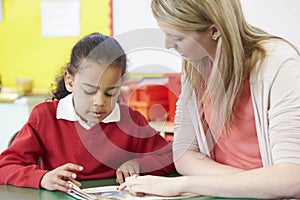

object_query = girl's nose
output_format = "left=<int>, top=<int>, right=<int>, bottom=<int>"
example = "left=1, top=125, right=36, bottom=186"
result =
left=93, top=92, right=106, bottom=106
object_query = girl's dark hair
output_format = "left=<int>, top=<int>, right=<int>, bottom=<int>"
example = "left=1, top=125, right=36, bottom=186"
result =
left=51, top=32, right=127, bottom=100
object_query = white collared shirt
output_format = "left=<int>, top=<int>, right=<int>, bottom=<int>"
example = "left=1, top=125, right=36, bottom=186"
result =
left=56, top=93, right=120, bottom=130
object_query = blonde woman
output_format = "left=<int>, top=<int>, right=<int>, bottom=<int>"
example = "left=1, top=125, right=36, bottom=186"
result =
left=120, top=0, right=300, bottom=198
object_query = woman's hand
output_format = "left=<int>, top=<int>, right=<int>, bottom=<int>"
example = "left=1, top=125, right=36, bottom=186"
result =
left=116, top=160, right=140, bottom=184
left=119, top=175, right=181, bottom=197
left=40, top=163, right=83, bottom=192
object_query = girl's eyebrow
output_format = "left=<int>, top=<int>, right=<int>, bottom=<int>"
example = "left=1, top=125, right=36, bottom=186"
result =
left=82, top=83, right=99, bottom=89
left=82, top=83, right=120, bottom=90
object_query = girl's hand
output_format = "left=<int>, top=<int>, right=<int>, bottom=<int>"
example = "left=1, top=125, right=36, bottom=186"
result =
left=40, top=163, right=83, bottom=192
left=116, top=160, right=140, bottom=184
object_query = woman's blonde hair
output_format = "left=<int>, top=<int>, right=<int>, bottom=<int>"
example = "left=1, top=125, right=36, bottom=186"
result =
left=151, top=0, right=298, bottom=130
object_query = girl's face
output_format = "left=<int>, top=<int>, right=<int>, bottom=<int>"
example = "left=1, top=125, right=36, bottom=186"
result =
left=66, top=60, right=122, bottom=124
left=157, top=21, right=218, bottom=61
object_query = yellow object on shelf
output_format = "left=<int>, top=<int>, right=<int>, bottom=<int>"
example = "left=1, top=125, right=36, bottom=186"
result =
left=16, top=77, right=33, bottom=94
left=0, top=93, right=21, bottom=103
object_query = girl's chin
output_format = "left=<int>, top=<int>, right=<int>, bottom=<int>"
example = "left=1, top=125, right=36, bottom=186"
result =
left=87, top=118, right=103, bottom=124
left=82, top=117, right=102, bottom=125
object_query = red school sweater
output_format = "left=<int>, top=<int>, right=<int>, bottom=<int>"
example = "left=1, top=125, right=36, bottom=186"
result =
left=0, top=100, right=175, bottom=189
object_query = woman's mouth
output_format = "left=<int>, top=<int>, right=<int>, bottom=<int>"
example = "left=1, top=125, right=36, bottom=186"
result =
left=178, top=51, right=186, bottom=57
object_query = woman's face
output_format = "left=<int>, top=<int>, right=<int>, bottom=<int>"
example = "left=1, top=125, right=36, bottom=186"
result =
left=157, top=21, right=217, bottom=61
left=69, top=60, right=122, bottom=124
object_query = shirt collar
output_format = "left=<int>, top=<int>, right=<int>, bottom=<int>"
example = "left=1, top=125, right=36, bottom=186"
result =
left=56, top=93, right=120, bottom=129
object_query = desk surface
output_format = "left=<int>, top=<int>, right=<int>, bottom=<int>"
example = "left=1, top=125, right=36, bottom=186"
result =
left=0, top=179, right=116, bottom=200
left=0, top=178, right=256, bottom=200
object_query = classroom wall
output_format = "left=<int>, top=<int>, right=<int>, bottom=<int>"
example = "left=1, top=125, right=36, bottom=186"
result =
left=113, top=0, right=300, bottom=74
left=0, top=0, right=111, bottom=91
left=240, top=0, right=300, bottom=48
left=112, top=0, right=182, bottom=74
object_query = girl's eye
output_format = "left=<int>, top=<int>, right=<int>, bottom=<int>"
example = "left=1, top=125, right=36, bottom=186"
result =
left=105, top=92, right=118, bottom=97
left=83, top=90, right=97, bottom=95
left=105, top=93, right=113, bottom=97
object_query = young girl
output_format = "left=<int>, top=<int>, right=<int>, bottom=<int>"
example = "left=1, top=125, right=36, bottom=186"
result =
left=0, top=32, right=174, bottom=192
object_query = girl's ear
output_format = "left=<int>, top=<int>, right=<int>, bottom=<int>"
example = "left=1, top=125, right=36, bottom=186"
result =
left=210, top=24, right=221, bottom=40
left=64, top=70, right=75, bottom=92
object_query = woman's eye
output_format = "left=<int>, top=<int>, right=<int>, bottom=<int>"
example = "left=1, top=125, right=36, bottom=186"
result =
left=173, top=36, right=183, bottom=41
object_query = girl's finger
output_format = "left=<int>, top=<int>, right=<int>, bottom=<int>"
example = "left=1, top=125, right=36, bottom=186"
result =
left=55, top=177, right=73, bottom=192
left=58, top=172, right=77, bottom=181
left=128, top=168, right=139, bottom=176
left=68, top=177, right=82, bottom=187
left=116, top=170, right=125, bottom=184
left=62, top=163, right=84, bottom=171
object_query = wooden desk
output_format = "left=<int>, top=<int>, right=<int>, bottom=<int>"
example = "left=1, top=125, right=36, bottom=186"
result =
left=0, top=177, right=256, bottom=200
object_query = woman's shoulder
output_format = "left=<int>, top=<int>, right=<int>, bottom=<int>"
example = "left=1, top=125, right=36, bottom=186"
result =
left=251, top=39, right=299, bottom=82
left=262, top=39, right=298, bottom=57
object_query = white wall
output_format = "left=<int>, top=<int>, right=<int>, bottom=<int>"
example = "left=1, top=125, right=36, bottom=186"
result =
left=113, top=0, right=155, bottom=34
left=113, top=0, right=300, bottom=73
left=112, top=0, right=182, bottom=73
left=240, top=0, right=300, bottom=49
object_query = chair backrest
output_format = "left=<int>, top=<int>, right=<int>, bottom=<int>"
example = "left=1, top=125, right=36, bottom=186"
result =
left=7, top=130, right=42, bottom=166
left=7, top=131, right=19, bottom=147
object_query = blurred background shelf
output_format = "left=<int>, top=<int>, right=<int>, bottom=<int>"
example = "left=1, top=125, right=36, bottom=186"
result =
left=149, top=121, right=174, bottom=143
left=0, top=93, right=51, bottom=153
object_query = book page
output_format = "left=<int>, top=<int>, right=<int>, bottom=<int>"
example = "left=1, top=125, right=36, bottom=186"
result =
left=67, top=181, right=206, bottom=200
left=83, top=185, right=205, bottom=200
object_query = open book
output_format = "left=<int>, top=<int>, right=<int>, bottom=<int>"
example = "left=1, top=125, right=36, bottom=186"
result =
left=67, top=181, right=205, bottom=200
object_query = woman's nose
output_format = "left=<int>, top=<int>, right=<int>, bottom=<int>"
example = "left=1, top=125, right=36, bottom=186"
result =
left=165, top=37, right=176, bottom=49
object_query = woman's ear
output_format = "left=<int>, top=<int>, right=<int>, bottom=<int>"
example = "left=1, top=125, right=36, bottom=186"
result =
left=210, top=24, right=221, bottom=41
left=64, top=70, right=74, bottom=92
